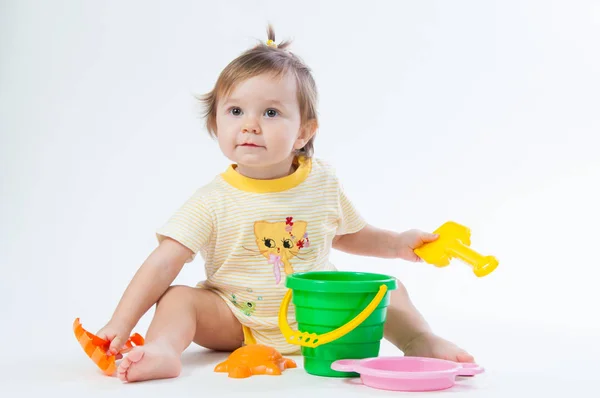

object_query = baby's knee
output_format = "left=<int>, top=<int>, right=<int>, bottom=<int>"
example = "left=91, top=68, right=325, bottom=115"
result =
left=397, top=278, right=407, bottom=291
left=390, top=278, right=409, bottom=299
left=157, top=284, right=194, bottom=304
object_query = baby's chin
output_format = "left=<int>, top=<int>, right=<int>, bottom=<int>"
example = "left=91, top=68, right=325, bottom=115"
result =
left=233, top=152, right=270, bottom=166
left=233, top=151, right=293, bottom=169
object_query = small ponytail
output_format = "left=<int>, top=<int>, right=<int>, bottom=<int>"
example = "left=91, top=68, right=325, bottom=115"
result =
left=265, top=23, right=292, bottom=50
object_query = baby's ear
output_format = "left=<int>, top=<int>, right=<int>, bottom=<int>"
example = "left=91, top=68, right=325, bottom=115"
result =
left=294, top=119, right=318, bottom=149
left=303, top=119, right=318, bottom=139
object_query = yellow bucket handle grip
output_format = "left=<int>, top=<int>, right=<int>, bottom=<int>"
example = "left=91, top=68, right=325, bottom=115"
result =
left=278, top=284, right=388, bottom=348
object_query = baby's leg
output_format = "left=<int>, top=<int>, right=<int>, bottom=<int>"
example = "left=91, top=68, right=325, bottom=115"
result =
left=384, top=281, right=474, bottom=363
left=117, top=286, right=243, bottom=382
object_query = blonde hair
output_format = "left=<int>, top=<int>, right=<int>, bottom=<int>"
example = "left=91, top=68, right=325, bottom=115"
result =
left=198, top=25, right=318, bottom=157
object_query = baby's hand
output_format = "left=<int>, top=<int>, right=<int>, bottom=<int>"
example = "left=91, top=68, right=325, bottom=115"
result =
left=96, top=320, right=134, bottom=358
left=396, top=229, right=439, bottom=262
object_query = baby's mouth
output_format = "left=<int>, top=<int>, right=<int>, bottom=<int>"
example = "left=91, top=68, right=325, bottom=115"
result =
left=239, top=142, right=265, bottom=148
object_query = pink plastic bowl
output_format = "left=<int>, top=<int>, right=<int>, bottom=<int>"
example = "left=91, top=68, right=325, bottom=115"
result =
left=331, top=356, right=484, bottom=391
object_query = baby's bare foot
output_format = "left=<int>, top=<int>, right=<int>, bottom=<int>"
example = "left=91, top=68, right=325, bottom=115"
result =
left=117, top=341, right=181, bottom=382
left=403, top=332, right=475, bottom=363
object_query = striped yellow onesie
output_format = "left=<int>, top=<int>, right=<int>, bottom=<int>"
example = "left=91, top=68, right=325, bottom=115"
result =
left=155, top=156, right=366, bottom=354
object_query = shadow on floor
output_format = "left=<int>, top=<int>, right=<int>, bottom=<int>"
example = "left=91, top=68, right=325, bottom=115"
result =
left=180, top=349, right=230, bottom=369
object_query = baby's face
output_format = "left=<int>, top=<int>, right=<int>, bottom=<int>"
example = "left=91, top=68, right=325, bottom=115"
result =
left=215, top=72, right=306, bottom=170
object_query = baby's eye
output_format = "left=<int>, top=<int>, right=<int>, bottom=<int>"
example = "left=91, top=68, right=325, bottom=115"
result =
left=264, top=109, right=278, bottom=118
left=229, top=107, right=242, bottom=116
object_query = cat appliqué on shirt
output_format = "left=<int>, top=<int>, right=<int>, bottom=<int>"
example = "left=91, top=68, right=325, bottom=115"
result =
left=241, top=217, right=314, bottom=284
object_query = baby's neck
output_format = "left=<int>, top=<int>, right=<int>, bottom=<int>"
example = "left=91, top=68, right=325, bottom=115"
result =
left=235, top=156, right=297, bottom=180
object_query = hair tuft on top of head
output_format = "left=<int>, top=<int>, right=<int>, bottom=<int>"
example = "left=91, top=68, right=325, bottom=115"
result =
left=264, top=23, right=292, bottom=50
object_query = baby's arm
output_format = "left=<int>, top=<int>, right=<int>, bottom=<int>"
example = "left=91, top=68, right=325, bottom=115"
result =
left=333, top=225, right=437, bottom=261
left=101, top=237, right=192, bottom=354
left=332, top=224, right=402, bottom=258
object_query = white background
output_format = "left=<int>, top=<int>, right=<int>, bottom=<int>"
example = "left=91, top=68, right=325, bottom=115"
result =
left=2, top=0, right=599, bottom=396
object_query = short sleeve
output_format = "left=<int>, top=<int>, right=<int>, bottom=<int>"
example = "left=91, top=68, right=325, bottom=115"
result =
left=336, top=182, right=367, bottom=235
left=155, top=189, right=214, bottom=262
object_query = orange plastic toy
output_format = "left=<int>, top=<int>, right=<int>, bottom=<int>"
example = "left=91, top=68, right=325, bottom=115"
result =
left=214, top=343, right=297, bottom=378
left=73, top=318, right=145, bottom=375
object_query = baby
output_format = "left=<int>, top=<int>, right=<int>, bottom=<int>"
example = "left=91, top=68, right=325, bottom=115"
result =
left=97, top=26, right=474, bottom=383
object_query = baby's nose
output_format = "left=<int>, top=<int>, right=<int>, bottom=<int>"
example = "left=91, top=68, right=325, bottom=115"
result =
left=242, top=122, right=261, bottom=134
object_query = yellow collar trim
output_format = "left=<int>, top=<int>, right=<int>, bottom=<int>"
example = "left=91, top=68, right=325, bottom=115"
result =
left=221, top=157, right=312, bottom=193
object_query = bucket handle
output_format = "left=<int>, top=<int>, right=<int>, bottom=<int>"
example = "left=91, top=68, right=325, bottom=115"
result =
left=278, top=284, right=388, bottom=348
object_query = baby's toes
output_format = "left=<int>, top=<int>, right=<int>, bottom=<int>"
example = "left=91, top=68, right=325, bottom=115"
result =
left=116, top=349, right=143, bottom=381
left=117, top=357, right=133, bottom=381
left=456, top=351, right=475, bottom=363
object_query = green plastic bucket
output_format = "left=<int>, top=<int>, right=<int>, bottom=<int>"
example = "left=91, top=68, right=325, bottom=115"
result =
left=278, top=271, right=397, bottom=377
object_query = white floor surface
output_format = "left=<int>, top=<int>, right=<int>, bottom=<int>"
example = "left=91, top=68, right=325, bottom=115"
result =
left=3, top=325, right=598, bottom=398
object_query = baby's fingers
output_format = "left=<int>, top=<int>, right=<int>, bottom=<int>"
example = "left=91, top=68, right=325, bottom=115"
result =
left=421, top=232, right=439, bottom=243
left=108, top=336, right=126, bottom=356
left=93, top=329, right=113, bottom=347
left=95, top=326, right=113, bottom=340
